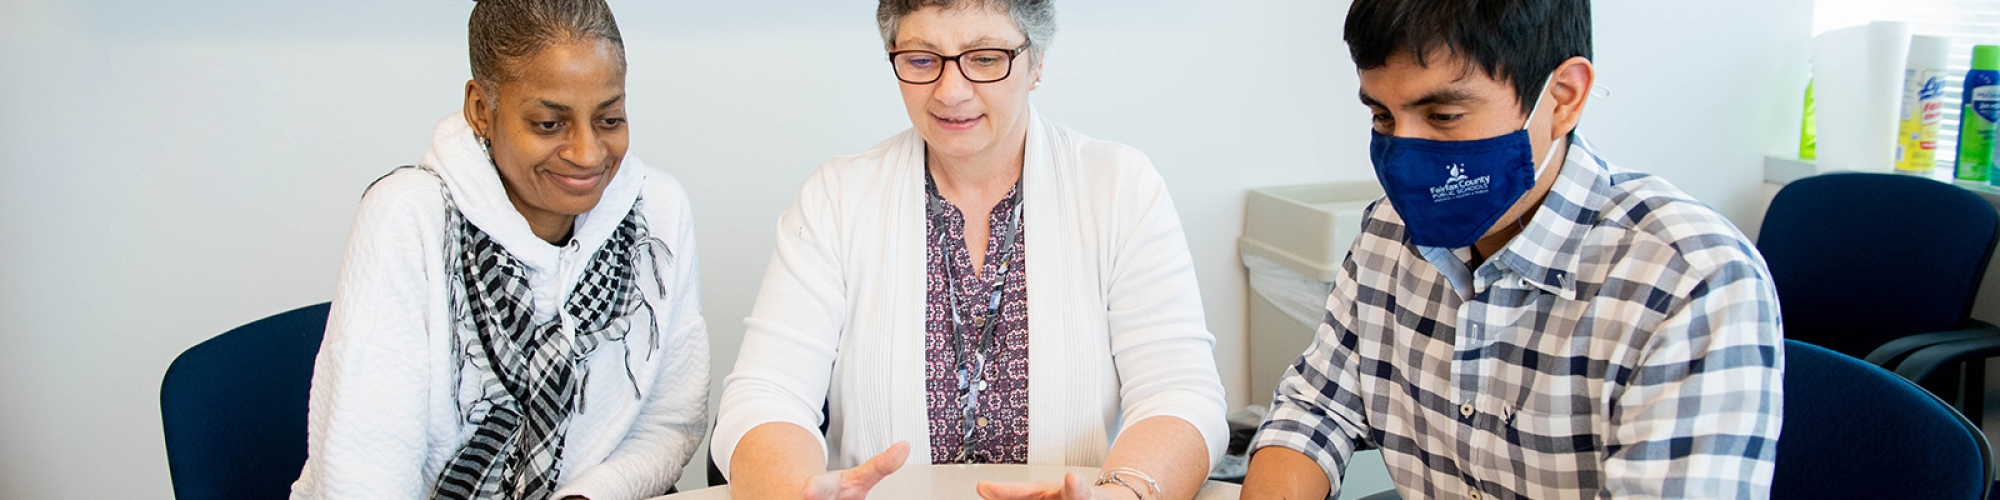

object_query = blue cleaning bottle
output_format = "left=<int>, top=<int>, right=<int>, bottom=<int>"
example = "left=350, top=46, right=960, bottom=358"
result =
left=1958, top=45, right=2000, bottom=185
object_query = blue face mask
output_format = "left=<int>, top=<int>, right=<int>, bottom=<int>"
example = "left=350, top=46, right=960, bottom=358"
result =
left=1368, top=79, right=1562, bottom=248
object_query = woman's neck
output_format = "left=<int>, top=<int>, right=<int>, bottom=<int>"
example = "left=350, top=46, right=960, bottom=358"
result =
left=527, top=215, right=576, bottom=245
left=926, top=136, right=1027, bottom=278
left=507, top=194, right=578, bottom=245
left=927, top=142, right=1025, bottom=202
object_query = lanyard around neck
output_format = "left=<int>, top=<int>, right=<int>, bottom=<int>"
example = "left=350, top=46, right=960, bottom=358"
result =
left=924, top=166, right=1023, bottom=463
left=925, top=168, right=1023, bottom=365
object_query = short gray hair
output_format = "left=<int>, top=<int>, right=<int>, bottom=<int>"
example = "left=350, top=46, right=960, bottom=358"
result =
left=468, top=0, right=626, bottom=89
left=876, top=0, right=1056, bottom=60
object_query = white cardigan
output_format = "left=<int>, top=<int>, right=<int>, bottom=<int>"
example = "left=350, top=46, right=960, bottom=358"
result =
left=292, top=115, right=709, bottom=500
left=714, top=110, right=1227, bottom=478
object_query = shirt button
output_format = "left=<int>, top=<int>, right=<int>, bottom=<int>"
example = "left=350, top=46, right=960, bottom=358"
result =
left=1460, top=402, right=1475, bottom=418
left=976, top=416, right=989, bottom=428
left=1470, top=490, right=1482, bottom=500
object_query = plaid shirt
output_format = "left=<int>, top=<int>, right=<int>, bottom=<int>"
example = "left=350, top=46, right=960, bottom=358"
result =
left=1253, top=135, right=1783, bottom=500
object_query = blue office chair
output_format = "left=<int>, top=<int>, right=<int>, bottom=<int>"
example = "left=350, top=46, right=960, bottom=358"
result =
left=162, top=303, right=329, bottom=500
left=1757, top=172, right=2000, bottom=419
left=1773, top=340, right=1992, bottom=499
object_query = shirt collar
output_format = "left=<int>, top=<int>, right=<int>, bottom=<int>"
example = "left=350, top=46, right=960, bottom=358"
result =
left=1415, top=132, right=1612, bottom=301
left=1490, top=133, right=1616, bottom=300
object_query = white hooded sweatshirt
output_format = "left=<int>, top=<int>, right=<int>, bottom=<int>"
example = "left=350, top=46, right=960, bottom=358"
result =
left=293, top=115, right=708, bottom=500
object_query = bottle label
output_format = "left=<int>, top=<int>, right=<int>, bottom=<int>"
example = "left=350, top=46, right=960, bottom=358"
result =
left=1897, top=71, right=1950, bottom=171
left=1976, top=85, right=2000, bottom=123
left=1961, top=85, right=1999, bottom=182
left=1920, top=77, right=1944, bottom=126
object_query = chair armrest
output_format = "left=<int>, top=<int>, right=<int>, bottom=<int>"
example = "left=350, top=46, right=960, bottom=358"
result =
left=1891, top=334, right=2000, bottom=500
left=1862, top=320, right=2000, bottom=368
left=707, top=452, right=726, bottom=486
left=1892, top=322, right=2000, bottom=384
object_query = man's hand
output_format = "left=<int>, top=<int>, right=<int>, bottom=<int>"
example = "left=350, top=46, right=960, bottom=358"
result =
left=800, top=441, right=911, bottom=500
left=975, top=472, right=1141, bottom=500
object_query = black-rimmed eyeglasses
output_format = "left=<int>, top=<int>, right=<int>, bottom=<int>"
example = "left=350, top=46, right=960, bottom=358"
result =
left=888, top=42, right=1031, bottom=85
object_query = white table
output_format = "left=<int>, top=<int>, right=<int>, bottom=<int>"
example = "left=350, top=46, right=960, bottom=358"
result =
left=653, top=464, right=1242, bottom=500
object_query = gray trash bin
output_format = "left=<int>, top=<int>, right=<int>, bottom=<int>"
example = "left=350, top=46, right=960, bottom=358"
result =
left=1239, top=181, right=1381, bottom=407
left=1236, top=180, right=1398, bottom=498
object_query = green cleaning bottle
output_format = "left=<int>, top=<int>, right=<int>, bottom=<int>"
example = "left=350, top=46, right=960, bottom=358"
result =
left=1958, top=45, right=1999, bottom=185
left=1801, top=80, right=1817, bottom=161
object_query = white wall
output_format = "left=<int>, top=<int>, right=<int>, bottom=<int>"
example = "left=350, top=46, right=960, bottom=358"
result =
left=0, top=0, right=1808, bottom=497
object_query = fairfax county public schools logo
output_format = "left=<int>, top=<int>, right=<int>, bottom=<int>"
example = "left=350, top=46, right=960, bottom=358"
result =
left=1431, top=163, right=1491, bottom=203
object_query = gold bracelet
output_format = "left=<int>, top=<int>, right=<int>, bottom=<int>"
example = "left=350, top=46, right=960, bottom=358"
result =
left=1094, top=467, right=1161, bottom=500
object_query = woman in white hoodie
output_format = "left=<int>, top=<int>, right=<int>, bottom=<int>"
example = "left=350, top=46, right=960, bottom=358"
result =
left=715, top=2, right=1226, bottom=500
left=292, top=1, right=707, bottom=499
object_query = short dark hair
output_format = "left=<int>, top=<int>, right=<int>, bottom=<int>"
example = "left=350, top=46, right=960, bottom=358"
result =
left=1344, top=0, right=1592, bottom=115
left=468, top=0, right=626, bottom=89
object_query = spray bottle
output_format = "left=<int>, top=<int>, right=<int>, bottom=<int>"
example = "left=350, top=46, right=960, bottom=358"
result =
left=1958, top=45, right=2000, bottom=185
left=1896, top=36, right=1950, bottom=174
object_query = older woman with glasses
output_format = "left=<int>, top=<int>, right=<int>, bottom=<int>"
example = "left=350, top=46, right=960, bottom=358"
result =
left=713, top=1, right=1226, bottom=500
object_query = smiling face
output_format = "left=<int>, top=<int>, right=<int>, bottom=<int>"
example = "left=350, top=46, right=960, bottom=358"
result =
left=463, top=39, right=629, bottom=237
left=893, top=6, right=1041, bottom=163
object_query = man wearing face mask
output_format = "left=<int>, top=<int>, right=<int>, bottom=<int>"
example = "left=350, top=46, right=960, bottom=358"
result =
left=1240, top=1, right=1783, bottom=499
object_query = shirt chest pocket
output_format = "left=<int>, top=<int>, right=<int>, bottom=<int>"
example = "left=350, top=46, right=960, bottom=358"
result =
left=1473, top=402, right=1605, bottom=498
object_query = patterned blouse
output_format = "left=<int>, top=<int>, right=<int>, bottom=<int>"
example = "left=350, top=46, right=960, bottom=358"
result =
left=923, top=183, right=1030, bottom=464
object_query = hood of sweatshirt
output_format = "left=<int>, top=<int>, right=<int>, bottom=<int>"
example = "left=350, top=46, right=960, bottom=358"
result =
left=418, top=113, right=647, bottom=277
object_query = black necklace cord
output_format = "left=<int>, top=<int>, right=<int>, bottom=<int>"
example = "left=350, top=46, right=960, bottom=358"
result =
left=924, top=166, right=1024, bottom=463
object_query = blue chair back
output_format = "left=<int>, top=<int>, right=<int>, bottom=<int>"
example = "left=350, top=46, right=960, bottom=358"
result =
left=1772, top=339, right=1991, bottom=499
left=161, top=303, right=330, bottom=500
left=1757, top=173, right=1999, bottom=358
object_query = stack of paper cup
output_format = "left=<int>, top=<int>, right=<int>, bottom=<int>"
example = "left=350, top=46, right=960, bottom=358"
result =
left=1813, top=21, right=1912, bottom=173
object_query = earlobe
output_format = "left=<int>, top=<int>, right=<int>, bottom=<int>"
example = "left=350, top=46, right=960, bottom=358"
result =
left=1026, top=49, right=1046, bottom=88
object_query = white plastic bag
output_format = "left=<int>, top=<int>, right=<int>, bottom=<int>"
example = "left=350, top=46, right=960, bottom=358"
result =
left=1243, top=253, right=1337, bottom=328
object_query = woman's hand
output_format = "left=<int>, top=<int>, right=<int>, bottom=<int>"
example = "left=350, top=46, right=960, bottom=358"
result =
left=800, top=441, right=911, bottom=500
left=975, top=472, right=1142, bottom=500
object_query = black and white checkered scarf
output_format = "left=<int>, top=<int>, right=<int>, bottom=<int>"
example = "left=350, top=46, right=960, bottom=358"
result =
left=404, top=167, right=667, bottom=500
